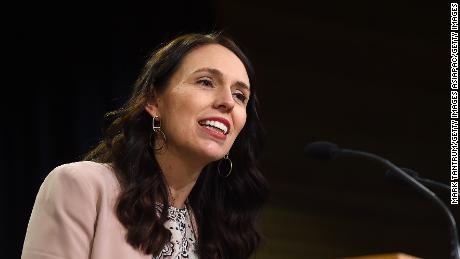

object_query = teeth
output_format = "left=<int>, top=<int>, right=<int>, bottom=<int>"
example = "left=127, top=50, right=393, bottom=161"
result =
left=199, top=120, right=228, bottom=134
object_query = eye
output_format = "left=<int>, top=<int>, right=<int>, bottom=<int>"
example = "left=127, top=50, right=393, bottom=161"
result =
left=197, top=78, right=214, bottom=87
left=233, top=91, right=248, bottom=103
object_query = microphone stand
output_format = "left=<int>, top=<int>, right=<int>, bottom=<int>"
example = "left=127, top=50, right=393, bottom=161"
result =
left=385, top=167, right=452, bottom=193
left=338, top=148, right=460, bottom=259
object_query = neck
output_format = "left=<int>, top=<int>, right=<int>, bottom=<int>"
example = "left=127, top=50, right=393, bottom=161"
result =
left=154, top=147, right=205, bottom=209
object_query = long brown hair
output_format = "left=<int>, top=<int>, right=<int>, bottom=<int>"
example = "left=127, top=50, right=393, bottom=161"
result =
left=85, top=32, right=269, bottom=259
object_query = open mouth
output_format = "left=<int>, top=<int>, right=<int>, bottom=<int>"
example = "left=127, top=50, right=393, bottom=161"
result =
left=198, top=120, right=229, bottom=135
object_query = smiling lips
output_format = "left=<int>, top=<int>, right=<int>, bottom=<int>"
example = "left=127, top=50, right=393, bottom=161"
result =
left=198, top=117, right=231, bottom=138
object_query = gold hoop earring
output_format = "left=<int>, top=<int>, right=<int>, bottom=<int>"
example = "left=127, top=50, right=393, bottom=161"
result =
left=218, top=154, right=232, bottom=178
left=150, top=115, right=167, bottom=151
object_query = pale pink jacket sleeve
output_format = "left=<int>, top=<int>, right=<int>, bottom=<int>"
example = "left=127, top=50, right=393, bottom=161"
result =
left=22, top=164, right=98, bottom=259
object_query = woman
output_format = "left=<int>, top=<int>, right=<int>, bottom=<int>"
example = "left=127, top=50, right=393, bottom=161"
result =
left=21, top=32, right=269, bottom=259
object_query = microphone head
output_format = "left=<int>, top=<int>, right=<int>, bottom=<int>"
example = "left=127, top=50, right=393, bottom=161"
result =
left=304, top=141, right=341, bottom=160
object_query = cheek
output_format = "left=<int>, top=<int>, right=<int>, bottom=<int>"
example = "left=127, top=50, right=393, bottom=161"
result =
left=161, top=93, right=204, bottom=132
left=233, top=109, right=247, bottom=135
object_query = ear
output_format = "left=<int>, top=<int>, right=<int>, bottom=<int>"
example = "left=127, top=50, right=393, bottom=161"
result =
left=145, top=95, right=160, bottom=117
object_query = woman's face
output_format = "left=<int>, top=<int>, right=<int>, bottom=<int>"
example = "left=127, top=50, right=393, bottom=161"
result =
left=146, top=44, right=250, bottom=163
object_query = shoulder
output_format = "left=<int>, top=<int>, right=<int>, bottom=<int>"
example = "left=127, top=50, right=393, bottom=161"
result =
left=23, top=161, right=119, bottom=258
left=49, top=161, right=115, bottom=182
left=42, top=161, right=119, bottom=200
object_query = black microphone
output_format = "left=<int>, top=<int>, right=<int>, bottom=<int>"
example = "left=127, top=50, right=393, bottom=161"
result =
left=304, top=141, right=460, bottom=259
left=385, top=167, right=451, bottom=193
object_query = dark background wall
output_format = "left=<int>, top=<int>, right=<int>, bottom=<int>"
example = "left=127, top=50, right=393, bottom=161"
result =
left=2, top=1, right=457, bottom=258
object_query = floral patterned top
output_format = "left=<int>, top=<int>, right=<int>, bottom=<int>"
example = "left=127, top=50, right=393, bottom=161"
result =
left=154, top=204, right=198, bottom=259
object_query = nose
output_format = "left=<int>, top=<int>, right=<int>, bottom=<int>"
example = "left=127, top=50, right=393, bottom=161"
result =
left=214, top=86, right=235, bottom=112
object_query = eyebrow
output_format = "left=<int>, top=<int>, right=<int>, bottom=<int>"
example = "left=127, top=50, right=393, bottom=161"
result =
left=192, top=67, right=250, bottom=92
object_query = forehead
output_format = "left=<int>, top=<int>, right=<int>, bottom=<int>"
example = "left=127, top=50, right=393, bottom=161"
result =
left=176, top=44, right=250, bottom=86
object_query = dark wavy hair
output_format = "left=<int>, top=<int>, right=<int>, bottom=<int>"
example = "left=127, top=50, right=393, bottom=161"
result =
left=85, top=32, right=269, bottom=259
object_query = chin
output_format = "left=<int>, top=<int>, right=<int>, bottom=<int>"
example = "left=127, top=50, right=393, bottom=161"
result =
left=198, top=146, right=227, bottom=162
left=204, top=151, right=226, bottom=162
left=192, top=139, right=231, bottom=163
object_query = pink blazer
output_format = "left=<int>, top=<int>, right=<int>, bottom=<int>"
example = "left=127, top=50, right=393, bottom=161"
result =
left=22, top=161, right=152, bottom=259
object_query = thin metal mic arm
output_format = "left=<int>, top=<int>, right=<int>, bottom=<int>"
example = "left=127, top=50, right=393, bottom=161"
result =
left=386, top=167, right=452, bottom=192
left=418, top=178, right=452, bottom=191
left=339, top=148, right=460, bottom=259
